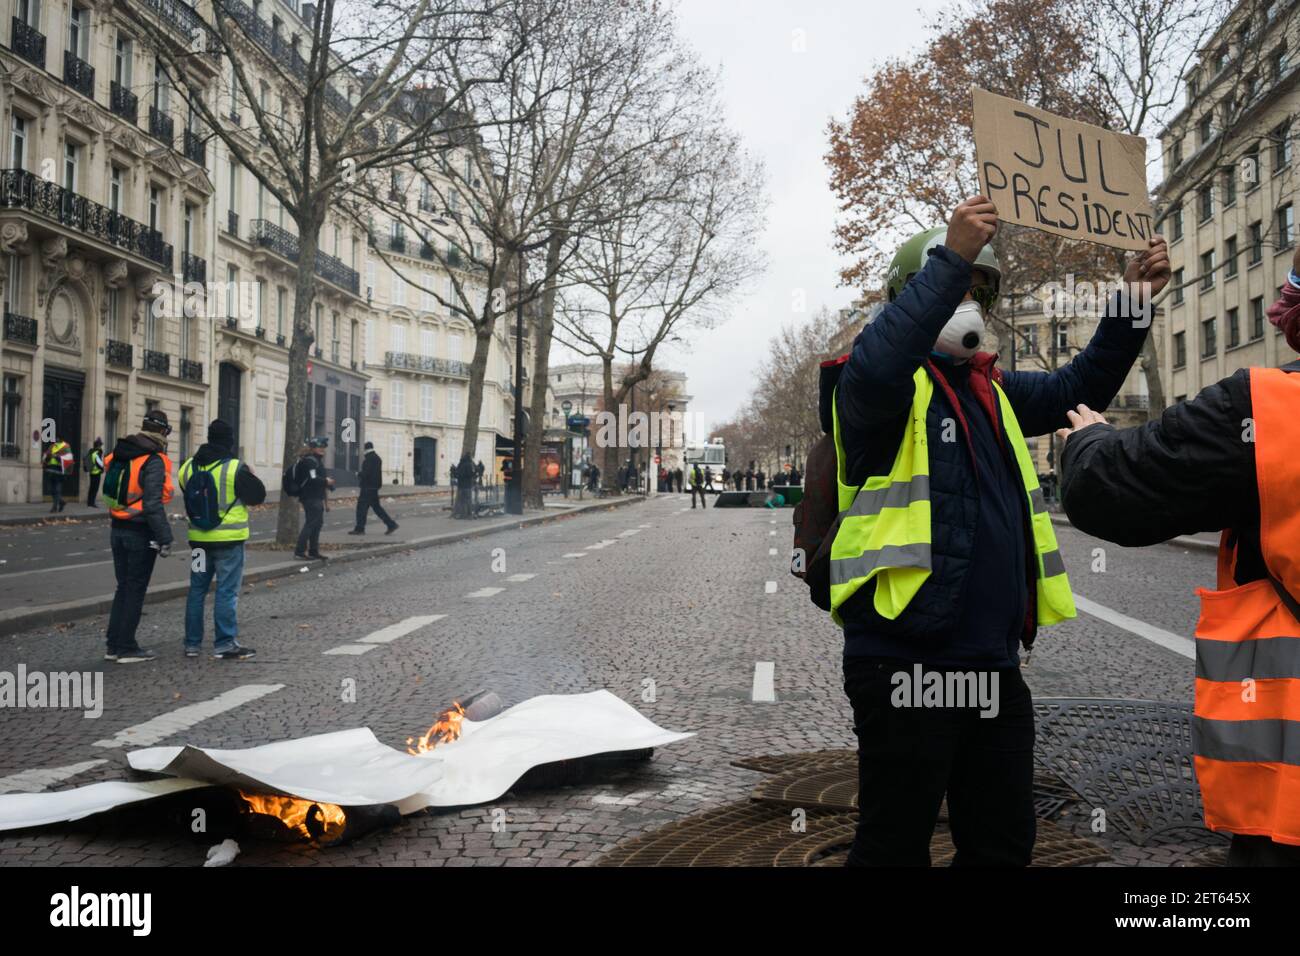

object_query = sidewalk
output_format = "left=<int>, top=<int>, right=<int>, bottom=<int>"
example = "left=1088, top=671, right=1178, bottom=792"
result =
left=0, top=483, right=449, bottom=527
left=0, top=492, right=644, bottom=636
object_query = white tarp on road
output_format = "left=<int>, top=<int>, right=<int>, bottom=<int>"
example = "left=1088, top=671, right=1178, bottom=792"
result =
left=0, top=691, right=692, bottom=832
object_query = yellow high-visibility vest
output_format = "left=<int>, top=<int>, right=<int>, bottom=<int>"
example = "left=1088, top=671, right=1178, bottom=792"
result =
left=828, top=366, right=1076, bottom=628
left=177, top=457, right=250, bottom=543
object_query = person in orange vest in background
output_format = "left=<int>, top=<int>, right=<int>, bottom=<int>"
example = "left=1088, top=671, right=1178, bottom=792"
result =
left=42, top=436, right=74, bottom=513
left=1057, top=249, right=1300, bottom=865
left=100, top=409, right=175, bottom=664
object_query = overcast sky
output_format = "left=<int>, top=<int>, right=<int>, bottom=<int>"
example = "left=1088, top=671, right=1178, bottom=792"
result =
left=650, top=0, right=954, bottom=432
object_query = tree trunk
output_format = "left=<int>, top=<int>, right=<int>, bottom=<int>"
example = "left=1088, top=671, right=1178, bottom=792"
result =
left=1139, top=333, right=1165, bottom=422
left=454, top=318, right=495, bottom=518
left=523, top=237, right=563, bottom=510
left=600, top=357, right=618, bottom=493
left=274, top=225, right=323, bottom=547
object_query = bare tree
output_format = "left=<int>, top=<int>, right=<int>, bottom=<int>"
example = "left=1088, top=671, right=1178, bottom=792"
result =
left=128, top=0, right=523, bottom=543
left=556, top=122, right=768, bottom=492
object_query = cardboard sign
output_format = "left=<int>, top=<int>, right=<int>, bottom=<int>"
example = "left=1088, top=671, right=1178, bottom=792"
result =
left=973, top=88, right=1155, bottom=251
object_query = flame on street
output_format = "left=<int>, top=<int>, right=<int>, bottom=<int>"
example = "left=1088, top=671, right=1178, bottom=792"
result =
left=238, top=791, right=346, bottom=841
left=406, top=701, right=466, bottom=754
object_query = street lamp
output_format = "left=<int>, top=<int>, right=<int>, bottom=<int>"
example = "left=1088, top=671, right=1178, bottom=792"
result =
left=561, top=399, right=573, bottom=498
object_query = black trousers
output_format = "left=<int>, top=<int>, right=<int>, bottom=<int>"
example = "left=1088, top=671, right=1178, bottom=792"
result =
left=296, top=498, right=324, bottom=555
left=843, top=657, right=1036, bottom=866
left=46, top=473, right=64, bottom=510
left=355, top=488, right=394, bottom=531
left=691, top=486, right=706, bottom=508
left=86, top=472, right=101, bottom=506
left=1227, top=833, right=1300, bottom=866
left=105, top=527, right=159, bottom=653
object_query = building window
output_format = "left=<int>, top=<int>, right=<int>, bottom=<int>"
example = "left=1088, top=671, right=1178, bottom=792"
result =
left=1224, top=236, right=1238, bottom=278
left=180, top=310, right=191, bottom=359
left=1169, top=205, right=1184, bottom=242
left=255, top=279, right=265, bottom=329
left=179, top=407, right=192, bottom=461
left=1198, top=114, right=1213, bottom=147
left=366, top=319, right=377, bottom=364
left=1251, top=296, right=1265, bottom=339
left=107, top=289, right=122, bottom=340
left=448, top=385, right=462, bottom=421
left=1201, top=317, right=1217, bottom=357
left=448, top=332, right=463, bottom=363
left=104, top=393, right=120, bottom=451
left=3, top=255, right=22, bottom=314
left=1173, top=331, right=1186, bottom=368
left=1171, top=137, right=1184, bottom=168
left=1, top=376, right=20, bottom=459
left=63, top=142, right=78, bottom=192
left=1274, top=122, right=1292, bottom=173
left=1249, top=221, right=1263, bottom=264
left=110, top=167, right=123, bottom=214
left=1172, top=268, right=1185, bottom=305
left=392, top=322, right=406, bottom=354
left=226, top=264, right=238, bottom=319
left=331, top=311, right=339, bottom=363
left=148, top=186, right=160, bottom=232
left=1198, top=184, right=1213, bottom=222
left=421, top=327, right=434, bottom=358
left=67, top=5, right=88, bottom=60
left=314, top=303, right=322, bottom=347
left=1273, top=46, right=1289, bottom=82
left=114, top=34, right=133, bottom=86
left=1199, top=250, right=1216, bottom=291
left=153, top=58, right=169, bottom=113
left=1278, top=204, right=1295, bottom=249
left=273, top=398, right=285, bottom=467
left=1227, top=307, right=1240, bottom=348
left=392, top=381, right=405, bottom=418
left=256, top=396, right=268, bottom=462
left=393, top=269, right=406, bottom=307
left=276, top=287, right=286, bottom=338
left=421, top=384, right=433, bottom=423
left=9, top=116, right=26, bottom=170
left=1222, top=168, right=1237, bottom=207
left=144, top=294, right=158, bottom=351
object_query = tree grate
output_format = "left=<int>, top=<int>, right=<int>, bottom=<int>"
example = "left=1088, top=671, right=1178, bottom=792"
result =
left=1032, top=698, right=1206, bottom=846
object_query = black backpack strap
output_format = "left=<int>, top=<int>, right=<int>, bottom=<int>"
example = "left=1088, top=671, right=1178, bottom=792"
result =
left=1268, top=572, right=1300, bottom=625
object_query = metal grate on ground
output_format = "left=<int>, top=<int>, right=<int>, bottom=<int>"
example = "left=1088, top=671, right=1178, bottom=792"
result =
left=738, top=750, right=1075, bottom=821
left=1032, top=698, right=1206, bottom=846
left=597, top=801, right=1109, bottom=867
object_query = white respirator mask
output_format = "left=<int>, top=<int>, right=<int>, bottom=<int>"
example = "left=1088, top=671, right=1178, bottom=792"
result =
left=935, top=299, right=986, bottom=362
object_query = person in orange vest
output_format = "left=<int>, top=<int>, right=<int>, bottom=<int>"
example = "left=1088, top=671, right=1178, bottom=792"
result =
left=1057, top=257, right=1300, bottom=865
left=100, top=409, right=175, bottom=664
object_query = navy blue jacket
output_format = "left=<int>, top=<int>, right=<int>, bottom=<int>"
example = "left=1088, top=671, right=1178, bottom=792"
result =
left=836, top=245, right=1150, bottom=666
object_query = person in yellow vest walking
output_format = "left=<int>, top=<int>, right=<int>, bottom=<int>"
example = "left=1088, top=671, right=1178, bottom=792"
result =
left=42, top=436, right=74, bottom=513
left=84, top=438, right=105, bottom=508
left=1057, top=243, right=1300, bottom=865
left=833, top=196, right=1168, bottom=865
left=101, top=410, right=175, bottom=664
left=177, top=419, right=265, bottom=661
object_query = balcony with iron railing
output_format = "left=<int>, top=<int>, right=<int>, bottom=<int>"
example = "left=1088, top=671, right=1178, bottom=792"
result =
left=384, top=351, right=472, bottom=379
left=9, top=18, right=45, bottom=69
left=149, top=106, right=173, bottom=147
left=106, top=339, right=133, bottom=369
left=182, top=252, right=206, bottom=284
left=178, top=358, right=203, bottom=382
left=183, top=129, right=205, bottom=166
left=143, top=349, right=170, bottom=376
left=62, top=49, right=94, bottom=99
left=249, top=219, right=360, bottom=295
left=3, top=311, right=37, bottom=346
left=110, top=81, right=138, bottom=124
left=0, top=169, right=173, bottom=271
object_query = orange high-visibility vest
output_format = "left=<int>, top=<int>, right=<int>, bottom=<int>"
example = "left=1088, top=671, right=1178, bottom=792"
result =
left=1194, top=366, right=1300, bottom=846
left=102, top=451, right=175, bottom=520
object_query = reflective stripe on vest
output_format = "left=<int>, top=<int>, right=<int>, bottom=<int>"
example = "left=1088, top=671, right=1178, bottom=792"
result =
left=1193, top=367, right=1300, bottom=846
left=178, top=457, right=250, bottom=542
left=828, top=366, right=1076, bottom=629
left=104, top=452, right=175, bottom=519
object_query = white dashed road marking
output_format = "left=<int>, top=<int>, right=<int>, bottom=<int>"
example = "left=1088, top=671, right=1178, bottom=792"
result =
left=563, top=553, right=588, bottom=559
left=467, top=587, right=505, bottom=598
left=752, top=662, right=776, bottom=703
left=324, top=644, right=378, bottom=656
left=505, top=574, right=536, bottom=582
left=1072, top=594, right=1196, bottom=660
left=91, top=684, right=284, bottom=749
left=0, top=760, right=108, bottom=794
left=769, top=548, right=778, bottom=556
left=765, top=581, right=777, bottom=594
left=358, top=615, right=444, bottom=644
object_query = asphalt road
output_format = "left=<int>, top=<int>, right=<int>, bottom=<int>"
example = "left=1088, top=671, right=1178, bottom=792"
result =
left=0, top=493, right=1225, bottom=866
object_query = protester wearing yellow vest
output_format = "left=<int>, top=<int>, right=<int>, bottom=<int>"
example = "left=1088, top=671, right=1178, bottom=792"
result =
left=85, top=438, right=105, bottom=508
left=1058, top=243, right=1300, bottom=866
left=834, top=196, right=1168, bottom=866
left=177, top=419, right=265, bottom=661
left=42, top=437, right=73, bottom=513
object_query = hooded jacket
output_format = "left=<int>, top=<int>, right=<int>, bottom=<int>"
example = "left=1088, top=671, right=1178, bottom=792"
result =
left=292, top=448, right=329, bottom=500
left=835, top=244, right=1150, bottom=666
left=108, top=432, right=174, bottom=546
left=185, top=441, right=267, bottom=548
left=359, top=450, right=383, bottom=490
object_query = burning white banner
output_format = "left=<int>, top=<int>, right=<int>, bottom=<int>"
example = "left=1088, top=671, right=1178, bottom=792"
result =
left=0, top=691, right=693, bottom=833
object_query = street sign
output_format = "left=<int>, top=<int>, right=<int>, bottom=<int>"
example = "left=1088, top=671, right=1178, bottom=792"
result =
left=654, top=455, right=661, bottom=464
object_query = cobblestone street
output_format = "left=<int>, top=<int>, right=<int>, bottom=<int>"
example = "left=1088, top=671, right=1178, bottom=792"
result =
left=0, top=495, right=1224, bottom=867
